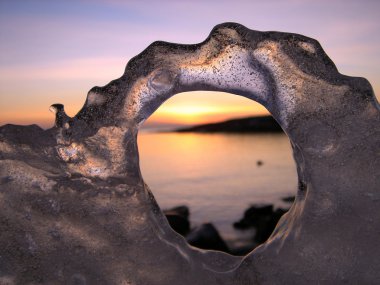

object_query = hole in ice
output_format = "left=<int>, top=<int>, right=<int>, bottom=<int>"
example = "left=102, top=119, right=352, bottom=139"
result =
left=138, top=91, right=298, bottom=255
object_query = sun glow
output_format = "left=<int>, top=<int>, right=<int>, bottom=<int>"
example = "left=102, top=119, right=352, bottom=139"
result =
left=159, top=105, right=222, bottom=116
left=144, top=91, right=269, bottom=127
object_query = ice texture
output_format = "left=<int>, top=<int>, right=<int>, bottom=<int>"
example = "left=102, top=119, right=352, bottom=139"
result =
left=0, top=23, right=379, bottom=284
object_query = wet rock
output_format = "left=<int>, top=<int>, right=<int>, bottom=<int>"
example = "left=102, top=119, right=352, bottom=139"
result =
left=230, top=244, right=257, bottom=256
left=234, top=204, right=288, bottom=243
left=187, top=223, right=230, bottom=253
left=163, top=206, right=190, bottom=236
left=163, top=205, right=189, bottom=220
left=282, top=196, right=295, bottom=203
left=234, top=204, right=274, bottom=229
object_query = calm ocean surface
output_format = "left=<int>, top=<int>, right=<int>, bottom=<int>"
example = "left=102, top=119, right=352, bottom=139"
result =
left=138, top=132, right=297, bottom=246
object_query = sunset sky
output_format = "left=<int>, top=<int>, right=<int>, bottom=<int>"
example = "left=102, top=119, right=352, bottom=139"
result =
left=0, top=0, right=379, bottom=129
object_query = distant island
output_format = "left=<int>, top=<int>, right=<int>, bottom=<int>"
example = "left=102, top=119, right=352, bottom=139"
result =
left=174, top=115, right=284, bottom=133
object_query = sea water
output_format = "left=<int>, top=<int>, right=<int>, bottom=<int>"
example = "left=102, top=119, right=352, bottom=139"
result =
left=138, top=132, right=298, bottom=246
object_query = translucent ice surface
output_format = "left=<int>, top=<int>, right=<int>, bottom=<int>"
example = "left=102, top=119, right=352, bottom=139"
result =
left=0, top=23, right=379, bottom=284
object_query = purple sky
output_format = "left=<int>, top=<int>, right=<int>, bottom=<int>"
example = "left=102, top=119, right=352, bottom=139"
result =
left=0, top=0, right=379, bottom=128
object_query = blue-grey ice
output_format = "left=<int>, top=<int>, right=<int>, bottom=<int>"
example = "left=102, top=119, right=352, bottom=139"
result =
left=0, top=23, right=379, bottom=284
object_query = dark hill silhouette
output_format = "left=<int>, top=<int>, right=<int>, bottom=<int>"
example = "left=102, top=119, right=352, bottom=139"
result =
left=175, top=115, right=283, bottom=133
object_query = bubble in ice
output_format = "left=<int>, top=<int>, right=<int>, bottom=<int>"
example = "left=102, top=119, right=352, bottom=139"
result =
left=0, top=23, right=379, bottom=284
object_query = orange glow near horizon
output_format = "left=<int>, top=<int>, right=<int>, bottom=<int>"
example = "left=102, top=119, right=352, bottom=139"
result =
left=147, top=104, right=267, bottom=126
left=0, top=91, right=270, bottom=129
left=2, top=87, right=380, bottom=129
left=144, top=91, right=269, bottom=127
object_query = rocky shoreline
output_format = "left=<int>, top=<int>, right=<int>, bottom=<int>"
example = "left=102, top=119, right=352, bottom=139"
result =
left=163, top=196, right=294, bottom=256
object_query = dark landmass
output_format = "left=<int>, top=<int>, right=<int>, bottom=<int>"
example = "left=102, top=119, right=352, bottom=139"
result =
left=175, top=115, right=283, bottom=133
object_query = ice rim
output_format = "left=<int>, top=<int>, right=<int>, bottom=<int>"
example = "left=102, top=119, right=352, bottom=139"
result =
left=0, top=23, right=379, bottom=284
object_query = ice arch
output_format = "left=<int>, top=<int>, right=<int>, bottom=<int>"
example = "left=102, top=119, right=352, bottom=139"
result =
left=0, top=23, right=379, bottom=284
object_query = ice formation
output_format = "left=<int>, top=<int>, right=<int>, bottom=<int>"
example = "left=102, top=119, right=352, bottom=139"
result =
left=0, top=23, right=379, bottom=284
